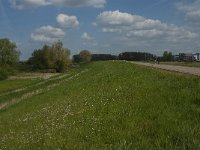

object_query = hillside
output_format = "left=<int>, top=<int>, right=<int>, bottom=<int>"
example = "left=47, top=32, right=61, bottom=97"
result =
left=0, top=61, right=200, bottom=149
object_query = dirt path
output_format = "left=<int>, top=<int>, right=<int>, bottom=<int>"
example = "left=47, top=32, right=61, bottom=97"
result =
left=9, top=73, right=60, bottom=80
left=131, top=62, right=200, bottom=76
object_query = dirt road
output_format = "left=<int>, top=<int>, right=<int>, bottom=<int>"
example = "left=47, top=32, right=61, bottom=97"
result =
left=131, top=62, right=200, bottom=76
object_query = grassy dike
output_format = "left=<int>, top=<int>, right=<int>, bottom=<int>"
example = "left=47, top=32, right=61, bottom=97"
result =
left=0, top=61, right=200, bottom=149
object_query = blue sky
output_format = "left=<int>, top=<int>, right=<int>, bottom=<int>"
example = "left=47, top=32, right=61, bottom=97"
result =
left=0, top=0, right=200, bottom=60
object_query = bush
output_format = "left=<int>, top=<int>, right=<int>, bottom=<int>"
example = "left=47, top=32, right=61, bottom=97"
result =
left=28, top=42, right=71, bottom=72
left=0, top=68, right=9, bottom=80
left=79, top=50, right=91, bottom=62
left=0, top=66, right=17, bottom=80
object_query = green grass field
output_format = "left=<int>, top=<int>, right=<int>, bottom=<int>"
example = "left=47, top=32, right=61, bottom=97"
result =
left=0, top=61, right=200, bottom=149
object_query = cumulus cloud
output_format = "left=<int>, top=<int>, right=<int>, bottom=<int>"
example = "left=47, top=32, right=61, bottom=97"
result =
left=10, top=0, right=106, bottom=9
left=81, top=32, right=93, bottom=41
left=176, top=0, right=200, bottom=23
left=91, top=22, right=98, bottom=27
left=10, top=0, right=50, bottom=9
left=94, top=10, right=199, bottom=54
left=96, top=10, right=196, bottom=41
left=97, top=10, right=143, bottom=27
left=81, top=32, right=97, bottom=47
left=31, top=25, right=65, bottom=43
left=57, top=14, right=79, bottom=28
left=126, top=29, right=163, bottom=38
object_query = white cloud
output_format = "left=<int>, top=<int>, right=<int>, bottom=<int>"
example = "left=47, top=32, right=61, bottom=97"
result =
left=92, top=22, right=98, bottom=27
left=10, top=0, right=50, bottom=9
left=57, top=14, right=79, bottom=28
left=127, top=29, right=164, bottom=38
left=10, top=0, right=106, bottom=9
left=31, top=25, right=65, bottom=43
left=97, top=10, right=142, bottom=26
left=94, top=10, right=199, bottom=54
left=81, top=32, right=98, bottom=47
left=96, top=10, right=196, bottom=40
left=176, top=0, right=200, bottom=23
left=81, top=32, right=92, bottom=41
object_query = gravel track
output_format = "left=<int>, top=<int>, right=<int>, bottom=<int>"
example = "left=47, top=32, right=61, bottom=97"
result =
left=131, top=61, right=200, bottom=76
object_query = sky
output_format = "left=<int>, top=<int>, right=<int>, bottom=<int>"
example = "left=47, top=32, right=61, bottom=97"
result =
left=0, top=0, right=200, bottom=60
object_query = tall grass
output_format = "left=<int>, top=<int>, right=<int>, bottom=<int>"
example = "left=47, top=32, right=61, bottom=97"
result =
left=0, top=61, right=200, bottom=149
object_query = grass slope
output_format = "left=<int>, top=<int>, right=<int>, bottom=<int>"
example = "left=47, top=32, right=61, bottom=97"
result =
left=0, top=61, right=200, bottom=149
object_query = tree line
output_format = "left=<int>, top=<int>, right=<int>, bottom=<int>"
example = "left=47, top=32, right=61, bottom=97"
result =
left=0, top=37, right=177, bottom=80
left=0, top=38, right=93, bottom=80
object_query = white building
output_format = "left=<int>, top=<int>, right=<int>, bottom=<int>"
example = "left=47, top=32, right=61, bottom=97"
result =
left=193, top=53, right=200, bottom=61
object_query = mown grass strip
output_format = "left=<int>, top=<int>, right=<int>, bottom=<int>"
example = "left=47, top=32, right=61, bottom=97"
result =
left=0, top=69, right=89, bottom=110
left=0, top=79, right=40, bottom=94
left=0, top=73, right=67, bottom=97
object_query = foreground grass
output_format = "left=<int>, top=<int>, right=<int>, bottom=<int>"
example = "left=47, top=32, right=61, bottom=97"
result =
left=0, top=61, right=200, bottom=149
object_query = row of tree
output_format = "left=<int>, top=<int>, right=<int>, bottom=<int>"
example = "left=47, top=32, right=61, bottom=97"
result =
left=0, top=38, right=92, bottom=79
left=0, top=37, right=176, bottom=80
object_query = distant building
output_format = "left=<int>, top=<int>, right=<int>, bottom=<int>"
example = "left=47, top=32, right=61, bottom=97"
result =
left=193, top=53, right=200, bottom=61
left=179, top=53, right=194, bottom=62
left=73, top=54, right=81, bottom=63
left=118, top=52, right=154, bottom=61
left=73, top=54, right=118, bottom=62
left=91, top=54, right=118, bottom=61
left=173, top=55, right=180, bottom=61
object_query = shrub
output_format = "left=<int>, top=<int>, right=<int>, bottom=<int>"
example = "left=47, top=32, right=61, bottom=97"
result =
left=0, top=67, right=9, bottom=80
left=79, top=50, right=91, bottom=62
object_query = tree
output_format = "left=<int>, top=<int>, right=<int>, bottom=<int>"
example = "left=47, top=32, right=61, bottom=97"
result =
left=28, top=48, right=47, bottom=70
left=28, top=41, right=70, bottom=72
left=163, top=51, right=173, bottom=61
left=79, top=50, right=91, bottom=62
left=0, top=38, right=20, bottom=66
left=47, top=41, right=70, bottom=72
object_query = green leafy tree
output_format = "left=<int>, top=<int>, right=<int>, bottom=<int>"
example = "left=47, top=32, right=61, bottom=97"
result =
left=28, top=41, right=70, bottom=72
left=79, top=50, right=91, bottom=62
left=163, top=51, right=173, bottom=61
left=0, top=38, right=20, bottom=80
left=28, top=48, right=46, bottom=70
left=0, top=38, right=20, bottom=66
left=46, top=41, right=70, bottom=72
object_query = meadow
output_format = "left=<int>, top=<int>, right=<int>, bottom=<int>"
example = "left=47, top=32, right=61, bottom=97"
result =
left=0, top=61, right=200, bottom=149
